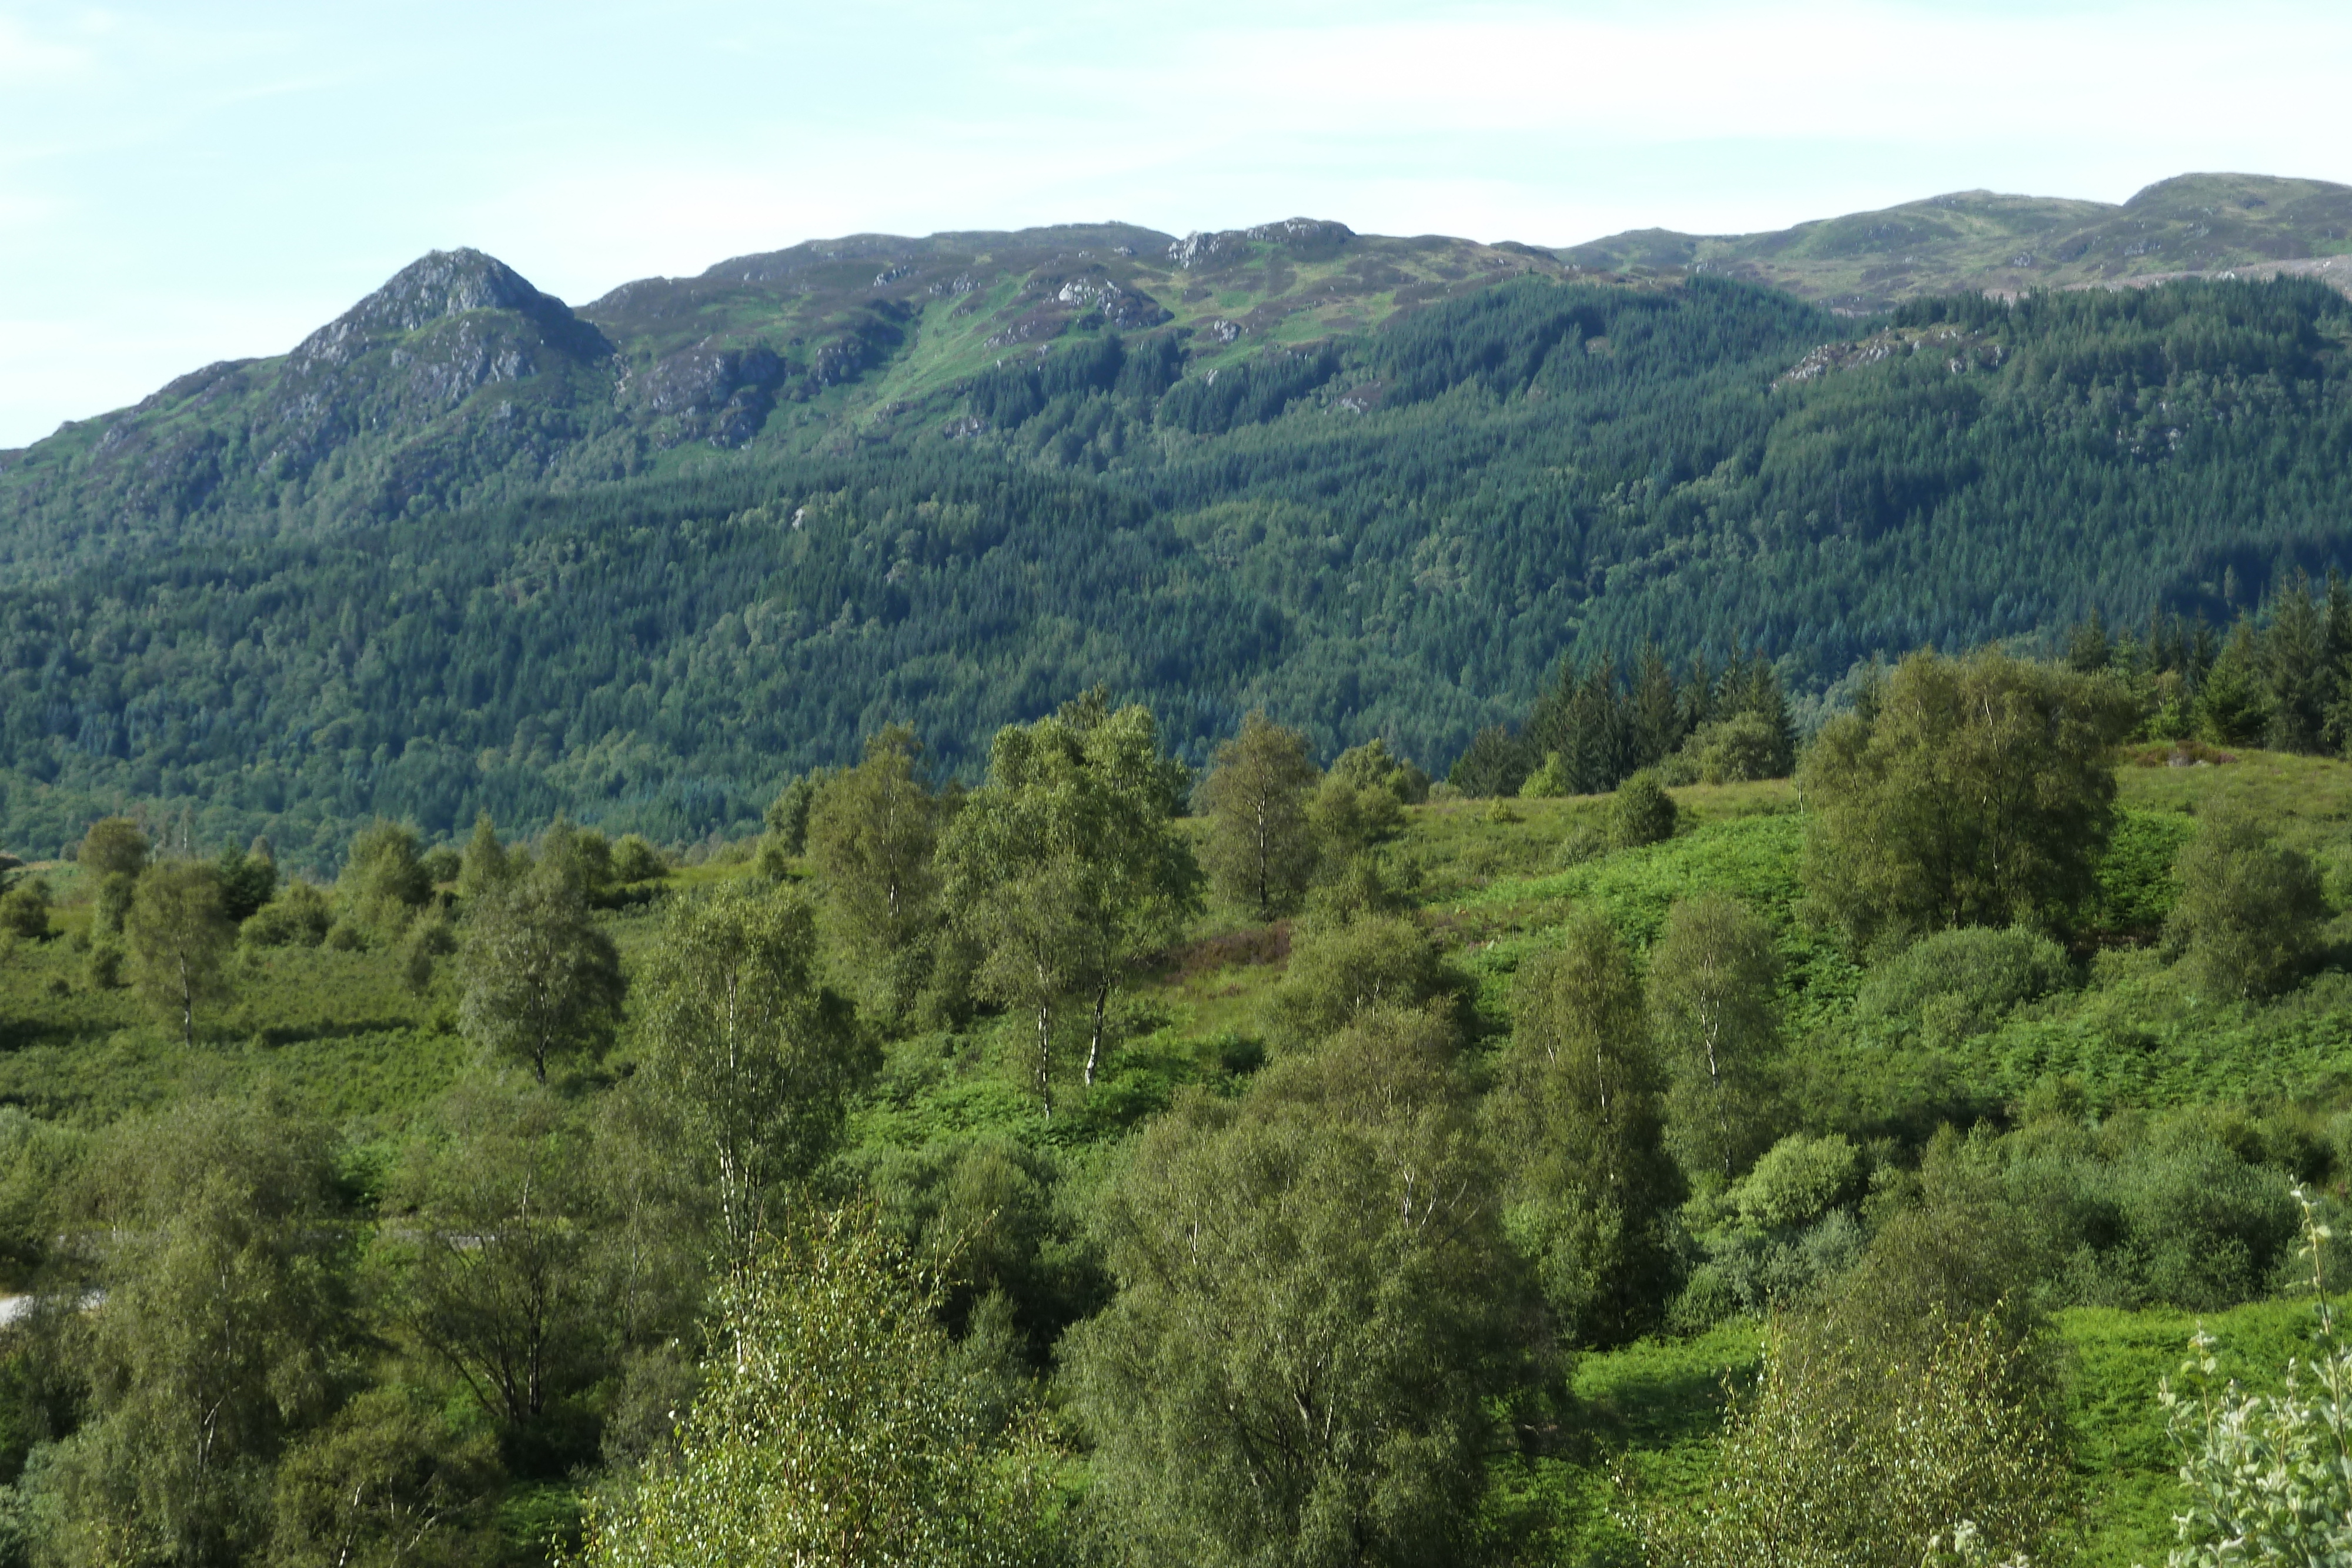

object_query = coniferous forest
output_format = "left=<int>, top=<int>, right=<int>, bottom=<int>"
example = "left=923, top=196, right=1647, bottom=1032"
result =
left=2, top=257, right=2350, bottom=864
left=11, top=204, right=2352, bottom=1563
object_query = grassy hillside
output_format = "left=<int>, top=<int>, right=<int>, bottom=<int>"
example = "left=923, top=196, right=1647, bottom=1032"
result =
left=8, top=744, right=2352, bottom=1560
left=1563, top=172, right=2352, bottom=312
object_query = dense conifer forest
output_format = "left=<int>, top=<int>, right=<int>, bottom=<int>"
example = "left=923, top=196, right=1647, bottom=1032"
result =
left=2, top=260, right=2350, bottom=864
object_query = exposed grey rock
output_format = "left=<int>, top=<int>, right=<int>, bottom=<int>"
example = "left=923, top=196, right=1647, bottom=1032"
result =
left=1168, top=218, right=1354, bottom=269
left=289, top=249, right=597, bottom=374
left=1050, top=275, right=1171, bottom=328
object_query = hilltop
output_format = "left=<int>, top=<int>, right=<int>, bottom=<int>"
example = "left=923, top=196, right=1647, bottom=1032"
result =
left=1563, top=172, right=2352, bottom=311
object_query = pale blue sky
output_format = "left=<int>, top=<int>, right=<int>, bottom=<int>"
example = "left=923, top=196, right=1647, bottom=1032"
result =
left=4, top=0, right=2348, bottom=448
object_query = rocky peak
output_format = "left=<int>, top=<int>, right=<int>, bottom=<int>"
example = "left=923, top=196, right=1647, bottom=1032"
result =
left=290, top=249, right=589, bottom=372
left=1168, top=218, right=1355, bottom=269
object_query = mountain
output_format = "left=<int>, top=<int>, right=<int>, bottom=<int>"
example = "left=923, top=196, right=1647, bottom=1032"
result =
left=1561, top=173, right=2352, bottom=312
left=2, top=179, right=2351, bottom=861
left=0, top=220, right=1560, bottom=578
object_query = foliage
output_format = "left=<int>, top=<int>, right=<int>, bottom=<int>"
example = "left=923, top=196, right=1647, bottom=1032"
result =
left=12, top=276, right=2352, bottom=856
left=2159, top=1186, right=2352, bottom=1566
left=1488, top=909, right=1686, bottom=1345
left=636, top=884, right=867, bottom=1278
left=1268, top=912, right=1451, bottom=1047
left=2164, top=814, right=2332, bottom=1000
left=336, top=820, right=433, bottom=942
left=370, top=1081, right=610, bottom=1452
left=1639, top=1305, right=2076, bottom=1567
left=806, top=724, right=947, bottom=1021
left=1736, top=1133, right=1863, bottom=1229
left=1802, top=649, right=2130, bottom=945
left=1066, top=1008, right=1526, bottom=1568
left=936, top=699, right=1201, bottom=1114
left=609, top=834, right=664, bottom=885
left=125, top=861, right=234, bottom=1046
left=35, top=1097, right=345, bottom=1568
left=266, top=1385, right=500, bottom=1568
left=1609, top=770, right=1679, bottom=851
left=456, top=867, right=624, bottom=1083
left=1648, top=892, right=1780, bottom=1183
left=1198, top=710, right=1319, bottom=919
left=76, top=819, right=147, bottom=881
left=1855, top=925, right=2076, bottom=1045
left=568, top=1210, right=1065, bottom=1568
left=242, top=880, right=333, bottom=949
left=213, top=844, right=277, bottom=924
left=0, top=882, right=48, bottom=944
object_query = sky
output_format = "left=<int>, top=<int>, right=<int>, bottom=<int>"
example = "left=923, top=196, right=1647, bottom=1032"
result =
left=4, top=0, right=2350, bottom=449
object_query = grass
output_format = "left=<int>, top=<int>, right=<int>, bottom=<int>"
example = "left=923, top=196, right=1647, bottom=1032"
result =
left=1505, top=1295, right=2326, bottom=1567
left=10, top=749, right=2352, bottom=1563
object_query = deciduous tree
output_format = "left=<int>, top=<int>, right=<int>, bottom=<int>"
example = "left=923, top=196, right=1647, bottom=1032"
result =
left=569, top=1211, right=1063, bottom=1568
left=806, top=724, right=946, bottom=1018
left=938, top=700, right=1200, bottom=1114
left=1648, top=894, right=1779, bottom=1183
left=1198, top=710, right=1319, bottom=920
left=457, top=870, right=623, bottom=1083
left=637, top=885, right=866, bottom=1284
left=1800, top=648, right=2128, bottom=945
left=1488, top=910, right=1685, bottom=1345
left=126, top=861, right=234, bottom=1046
left=2164, top=813, right=2330, bottom=999
left=1067, top=1008, right=1526, bottom=1568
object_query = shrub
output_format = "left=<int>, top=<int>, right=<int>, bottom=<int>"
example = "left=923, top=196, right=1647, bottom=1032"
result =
left=1642, top=1306, right=2074, bottom=1567
left=242, top=882, right=335, bottom=949
left=95, top=872, right=135, bottom=936
left=2164, top=814, right=2330, bottom=999
left=1800, top=648, right=2129, bottom=945
left=1737, top=1134, right=1861, bottom=1229
left=1269, top=914, right=1451, bottom=1047
left=1608, top=770, right=1678, bottom=850
left=611, top=834, right=666, bottom=884
left=1519, top=753, right=1572, bottom=799
left=0, top=881, right=51, bottom=941
left=1854, top=926, right=2073, bottom=1044
left=83, top=942, right=123, bottom=989
left=1687, top=710, right=1790, bottom=784
left=2161, top=1188, right=2352, bottom=1564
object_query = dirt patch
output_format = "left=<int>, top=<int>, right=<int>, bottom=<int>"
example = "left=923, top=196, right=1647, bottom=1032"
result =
left=1155, top=923, right=1291, bottom=982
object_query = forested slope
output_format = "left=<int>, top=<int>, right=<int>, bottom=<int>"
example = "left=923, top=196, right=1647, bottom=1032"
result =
left=4, top=230, right=2352, bottom=862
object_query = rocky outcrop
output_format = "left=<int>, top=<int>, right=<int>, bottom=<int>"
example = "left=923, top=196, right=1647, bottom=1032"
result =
left=289, top=249, right=602, bottom=373
left=1168, top=219, right=1355, bottom=269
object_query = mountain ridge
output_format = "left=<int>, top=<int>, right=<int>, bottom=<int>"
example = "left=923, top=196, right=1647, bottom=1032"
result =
left=2, top=174, right=2351, bottom=854
left=1563, top=172, right=2352, bottom=310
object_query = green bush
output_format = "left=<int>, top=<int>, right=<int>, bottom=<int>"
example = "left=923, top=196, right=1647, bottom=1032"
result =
left=1855, top=925, right=2073, bottom=1043
left=82, top=941, right=123, bottom=989
left=1686, top=710, right=1791, bottom=784
left=95, top=871, right=135, bottom=937
left=610, top=834, right=666, bottom=885
left=1518, top=753, right=1572, bottom=800
left=242, top=882, right=335, bottom=949
left=1608, top=770, right=1678, bottom=850
left=2164, top=814, right=2330, bottom=999
left=1269, top=913, right=1451, bottom=1046
left=0, top=881, right=50, bottom=942
left=1737, top=1133, right=1862, bottom=1229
